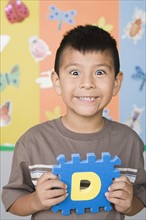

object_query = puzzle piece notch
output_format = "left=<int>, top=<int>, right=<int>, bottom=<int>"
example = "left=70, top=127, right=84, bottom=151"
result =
left=52, top=152, right=121, bottom=215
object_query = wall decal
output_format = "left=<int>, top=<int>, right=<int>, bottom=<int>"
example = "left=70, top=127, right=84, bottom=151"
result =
left=35, top=70, right=53, bottom=89
left=48, top=5, right=77, bottom=30
left=132, top=66, right=146, bottom=91
left=5, top=0, right=29, bottom=24
left=93, top=17, right=113, bottom=32
left=29, top=36, right=51, bottom=62
left=46, top=106, right=61, bottom=120
left=0, top=65, right=20, bottom=91
left=0, top=35, right=11, bottom=52
left=123, top=105, right=144, bottom=135
left=122, top=8, right=146, bottom=44
left=0, top=101, right=12, bottom=127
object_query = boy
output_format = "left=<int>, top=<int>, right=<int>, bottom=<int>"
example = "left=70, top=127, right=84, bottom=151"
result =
left=2, top=25, right=146, bottom=220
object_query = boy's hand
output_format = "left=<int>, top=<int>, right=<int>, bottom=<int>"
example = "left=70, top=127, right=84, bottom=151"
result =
left=34, top=172, right=68, bottom=211
left=105, top=175, right=133, bottom=214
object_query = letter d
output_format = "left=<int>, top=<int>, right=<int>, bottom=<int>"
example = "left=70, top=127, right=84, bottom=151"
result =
left=71, top=172, right=101, bottom=201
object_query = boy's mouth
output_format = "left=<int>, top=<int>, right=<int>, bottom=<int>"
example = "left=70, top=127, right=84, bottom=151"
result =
left=77, top=96, right=98, bottom=101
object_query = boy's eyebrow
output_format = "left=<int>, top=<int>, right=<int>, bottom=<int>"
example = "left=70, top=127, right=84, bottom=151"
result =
left=64, top=63, right=82, bottom=69
left=95, top=63, right=112, bottom=71
left=64, top=63, right=112, bottom=70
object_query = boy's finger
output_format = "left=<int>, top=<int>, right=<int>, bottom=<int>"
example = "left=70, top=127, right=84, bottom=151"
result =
left=46, top=189, right=67, bottom=199
left=38, top=172, right=58, bottom=184
left=105, top=193, right=124, bottom=207
left=109, top=176, right=132, bottom=192
left=48, top=193, right=68, bottom=207
left=108, top=181, right=126, bottom=191
left=105, top=190, right=127, bottom=200
left=113, top=175, right=132, bottom=185
left=44, top=179, right=68, bottom=190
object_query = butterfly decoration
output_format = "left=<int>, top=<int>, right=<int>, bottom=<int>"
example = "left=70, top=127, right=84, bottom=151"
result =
left=5, top=0, right=29, bottom=24
left=48, top=5, right=77, bottom=30
left=132, top=66, right=146, bottom=91
left=92, top=17, right=113, bottom=33
left=46, top=106, right=61, bottom=120
left=35, top=70, right=53, bottom=89
left=0, top=65, right=20, bottom=91
left=0, top=101, right=12, bottom=127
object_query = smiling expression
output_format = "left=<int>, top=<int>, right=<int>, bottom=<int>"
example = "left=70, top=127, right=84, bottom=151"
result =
left=52, top=48, right=121, bottom=120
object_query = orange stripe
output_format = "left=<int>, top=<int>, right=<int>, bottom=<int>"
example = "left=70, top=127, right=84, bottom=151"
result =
left=40, top=0, right=119, bottom=122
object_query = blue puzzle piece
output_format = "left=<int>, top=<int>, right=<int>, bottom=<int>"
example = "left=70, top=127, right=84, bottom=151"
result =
left=52, top=152, right=121, bottom=216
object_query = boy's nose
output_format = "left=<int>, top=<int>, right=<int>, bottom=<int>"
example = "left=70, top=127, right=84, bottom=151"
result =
left=79, top=74, right=96, bottom=89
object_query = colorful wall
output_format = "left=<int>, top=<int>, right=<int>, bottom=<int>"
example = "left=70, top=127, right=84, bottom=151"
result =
left=0, top=1, right=146, bottom=220
left=1, top=0, right=145, bottom=151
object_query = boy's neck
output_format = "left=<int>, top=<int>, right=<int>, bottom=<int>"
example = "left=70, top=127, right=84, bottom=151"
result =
left=61, top=114, right=105, bottom=133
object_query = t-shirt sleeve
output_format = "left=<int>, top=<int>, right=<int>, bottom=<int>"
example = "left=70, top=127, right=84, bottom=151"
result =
left=1, top=139, right=35, bottom=211
left=133, top=139, right=146, bottom=207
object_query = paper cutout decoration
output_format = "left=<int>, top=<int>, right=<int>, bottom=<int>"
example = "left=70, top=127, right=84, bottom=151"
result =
left=0, top=65, right=20, bottom=91
left=124, top=105, right=144, bottom=135
left=0, top=35, right=11, bottom=52
left=0, top=101, right=12, bottom=127
left=29, top=36, right=51, bottom=62
left=93, top=17, right=113, bottom=32
left=5, top=0, right=29, bottom=24
left=48, top=5, right=77, bottom=30
left=52, top=152, right=121, bottom=215
left=46, top=106, right=61, bottom=120
left=122, top=8, right=146, bottom=44
left=132, top=66, right=146, bottom=91
left=35, top=70, right=53, bottom=89
left=102, top=109, right=113, bottom=120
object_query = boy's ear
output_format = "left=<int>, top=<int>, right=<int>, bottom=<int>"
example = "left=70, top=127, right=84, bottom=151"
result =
left=113, top=72, right=123, bottom=96
left=51, top=71, right=61, bottom=95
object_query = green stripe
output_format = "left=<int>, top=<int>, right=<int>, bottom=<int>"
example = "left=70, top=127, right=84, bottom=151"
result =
left=1, top=145, right=146, bottom=152
left=0, top=145, right=15, bottom=151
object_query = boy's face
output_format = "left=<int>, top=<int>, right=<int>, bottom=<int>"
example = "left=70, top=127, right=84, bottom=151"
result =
left=52, top=47, right=122, bottom=119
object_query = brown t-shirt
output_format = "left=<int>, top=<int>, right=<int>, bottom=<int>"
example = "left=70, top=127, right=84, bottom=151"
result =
left=2, top=117, right=146, bottom=220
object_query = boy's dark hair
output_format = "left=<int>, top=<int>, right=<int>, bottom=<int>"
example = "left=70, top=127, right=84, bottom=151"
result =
left=54, top=25, right=120, bottom=76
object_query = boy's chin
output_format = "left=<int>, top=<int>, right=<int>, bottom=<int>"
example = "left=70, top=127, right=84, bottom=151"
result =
left=74, top=110, right=101, bottom=118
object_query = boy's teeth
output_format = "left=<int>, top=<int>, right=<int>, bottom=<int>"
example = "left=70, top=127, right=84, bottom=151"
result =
left=80, top=97, right=95, bottom=101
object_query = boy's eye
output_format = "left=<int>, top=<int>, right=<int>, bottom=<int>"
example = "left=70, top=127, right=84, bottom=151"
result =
left=95, top=70, right=106, bottom=75
left=70, top=70, right=79, bottom=76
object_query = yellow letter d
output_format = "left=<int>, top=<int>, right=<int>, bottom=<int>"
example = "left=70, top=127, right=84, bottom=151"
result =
left=71, top=172, right=101, bottom=201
